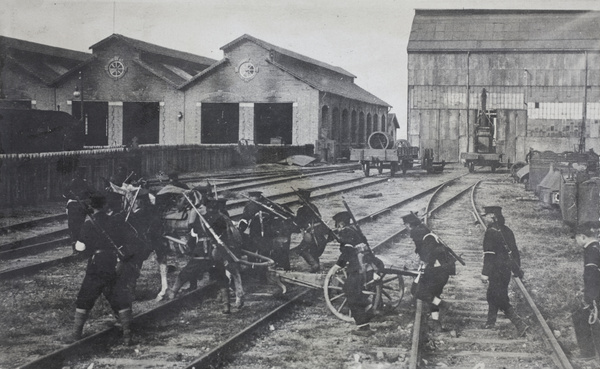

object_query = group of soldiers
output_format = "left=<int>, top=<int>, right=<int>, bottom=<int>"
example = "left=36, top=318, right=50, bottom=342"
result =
left=401, top=206, right=529, bottom=339
left=61, top=167, right=345, bottom=344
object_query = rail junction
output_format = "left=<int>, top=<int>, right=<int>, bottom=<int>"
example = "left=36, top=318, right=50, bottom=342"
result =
left=0, top=163, right=587, bottom=369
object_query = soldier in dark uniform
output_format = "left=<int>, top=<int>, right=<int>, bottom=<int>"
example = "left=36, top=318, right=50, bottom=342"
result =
left=63, top=166, right=93, bottom=253
left=167, top=198, right=234, bottom=313
left=125, top=188, right=168, bottom=301
left=239, top=191, right=294, bottom=271
left=572, top=221, right=600, bottom=360
left=480, top=206, right=528, bottom=337
left=334, top=211, right=384, bottom=337
left=294, top=189, right=329, bottom=272
left=68, top=192, right=133, bottom=345
left=403, top=212, right=452, bottom=332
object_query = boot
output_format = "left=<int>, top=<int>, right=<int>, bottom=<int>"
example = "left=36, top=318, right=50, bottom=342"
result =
left=167, top=278, right=185, bottom=300
left=118, top=308, right=133, bottom=346
left=351, top=324, right=375, bottom=337
left=506, top=307, right=529, bottom=337
left=68, top=308, right=88, bottom=343
left=483, top=304, right=498, bottom=329
left=220, top=288, right=231, bottom=314
left=300, top=251, right=320, bottom=272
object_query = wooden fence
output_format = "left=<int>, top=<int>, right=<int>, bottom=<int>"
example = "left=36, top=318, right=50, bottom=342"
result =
left=0, top=144, right=314, bottom=206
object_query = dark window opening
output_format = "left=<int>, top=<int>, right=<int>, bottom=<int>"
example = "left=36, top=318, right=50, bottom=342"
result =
left=123, top=102, right=159, bottom=145
left=201, top=103, right=239, bottom=144
left=254, top=103, right=293, bottom=144
left=535, top=102, right=539, bottom=108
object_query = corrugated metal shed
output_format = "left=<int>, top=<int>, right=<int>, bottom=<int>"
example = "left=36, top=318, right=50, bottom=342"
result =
left=408, top=9, right=600, bottom=52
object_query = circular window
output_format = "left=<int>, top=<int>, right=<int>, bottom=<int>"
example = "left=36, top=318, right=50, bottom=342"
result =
left=105, top=57, right=127, bottom=79
left=238, top=60, right=257, bottom=80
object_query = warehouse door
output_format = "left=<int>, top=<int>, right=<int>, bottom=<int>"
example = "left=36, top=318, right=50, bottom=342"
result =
left=73, top=101, right=108, bottom=146
left=201, top=103, right=239, bottom=143
left=254, top=103, right=293, bottom=144
left=123, top=102, right=159, bottom=145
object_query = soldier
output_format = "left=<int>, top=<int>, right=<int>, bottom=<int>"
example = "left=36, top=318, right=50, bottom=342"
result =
left=480, top=206, right=528, bottom=337
left=167, top=197, right=238, bottom=313
left=294, top=189, right=329, bottom=272
left=125, top=188, right=169, bottom=301
left=68, top=192, right=133, bottom=345
left=572, top=221, right=600, bottom=360
left=402, top=212, right=451, bottom=332
left=63, top=166, right=93, bottom=253
left=333, top=211, right=384, bottom=336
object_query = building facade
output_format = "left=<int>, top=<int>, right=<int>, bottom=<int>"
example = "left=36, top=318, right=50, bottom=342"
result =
left=0, top=34, right=392, bottom=160
left=407, top=10, right=600, bottom=163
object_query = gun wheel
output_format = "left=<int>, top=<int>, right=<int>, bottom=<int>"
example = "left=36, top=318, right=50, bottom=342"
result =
left=377, top=270, right=405, bottom=311
left=323, top=265, right=382, bottom=322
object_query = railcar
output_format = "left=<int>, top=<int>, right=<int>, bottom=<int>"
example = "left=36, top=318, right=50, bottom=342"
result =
left=0, top=108, right=84, bottom=153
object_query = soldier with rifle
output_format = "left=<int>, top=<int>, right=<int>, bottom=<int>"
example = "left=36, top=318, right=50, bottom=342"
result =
left=240, top=191, right=296, bottom=271
left=293, top=188, right=330, bottom=272
left=480, top=206, right=529, bottom=337
left=403, top=212, right=454, bottom=332
left=67, top=192, right=135, bottom=345
left=167, top=197, right=237, bottom=313
left=333, top=208, right=384, bottom=337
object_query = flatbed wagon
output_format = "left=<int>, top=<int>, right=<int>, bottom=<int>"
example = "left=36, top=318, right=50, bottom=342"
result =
left=350, top=132, right=419, bottom=177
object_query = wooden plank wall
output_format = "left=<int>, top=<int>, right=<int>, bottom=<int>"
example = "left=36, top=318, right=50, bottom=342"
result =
left=0, top=144, right=314, bottom=206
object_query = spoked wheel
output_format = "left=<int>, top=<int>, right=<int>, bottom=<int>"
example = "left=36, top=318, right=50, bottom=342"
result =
left=323, top=265, right=381, bottom=322
left=376, top=270, right=405, bottom=312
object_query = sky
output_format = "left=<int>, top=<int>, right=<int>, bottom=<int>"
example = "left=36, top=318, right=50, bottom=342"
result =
left=3, top=0, right=600, bottom=138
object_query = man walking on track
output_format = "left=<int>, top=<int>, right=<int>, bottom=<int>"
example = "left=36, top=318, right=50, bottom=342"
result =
left=403, top=212, right=452, bottom=332
left=480, top=206, right=528, bottom=337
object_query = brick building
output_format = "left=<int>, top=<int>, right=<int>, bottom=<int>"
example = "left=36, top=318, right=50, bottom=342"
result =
left=407, top=10, right=600, bottom=163
left=0, top=33, right=392, bottom=160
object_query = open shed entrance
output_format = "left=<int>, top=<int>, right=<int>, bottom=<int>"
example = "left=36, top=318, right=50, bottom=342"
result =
left=201, top=103, right=239, bottom=143
left=123, top=102, right=159, bottom=145
left=254, top=103, right=293, bottom=144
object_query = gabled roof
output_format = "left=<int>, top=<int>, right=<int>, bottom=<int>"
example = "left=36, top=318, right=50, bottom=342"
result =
left=0, top=36, right=92, bottom=85
left=179, top=58, right=230, bottom=90
left=268, top=59, right=390, bottom=107
left=91, top=34, right=217, bottom=66
left=221, top=34, right=356, bottom=78
left=408, top=9, right=600, bottom=52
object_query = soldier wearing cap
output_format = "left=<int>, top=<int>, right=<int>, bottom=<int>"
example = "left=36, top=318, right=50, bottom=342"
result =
left=480, top=206, right=528, bottom=337
left=68, top=192, right=134, bottom=345
left=402, top=212, right=452, bottom=332
left=572, top=221, right=600, bottom=359
left=167, top=197, right=241, bottom=313
left=294, top=188, right=329, bottom=272
left=333, top=211, right=384, bottom=336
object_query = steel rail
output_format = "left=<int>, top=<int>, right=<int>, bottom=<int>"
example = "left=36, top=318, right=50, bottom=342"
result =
left=470, top=181, right=573, bottom=369
left=408, top=179, right=478, bottom=369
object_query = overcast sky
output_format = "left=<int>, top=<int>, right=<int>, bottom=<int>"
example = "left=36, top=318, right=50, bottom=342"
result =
left=3, top=0, right=600, bottom=137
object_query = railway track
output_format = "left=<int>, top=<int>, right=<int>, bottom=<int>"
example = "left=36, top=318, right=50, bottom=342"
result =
left=12, top=168, right=573, bottom=369
left=13, top=171, right=464, bottom=369
left=408, top=178, right=572, bottom=368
